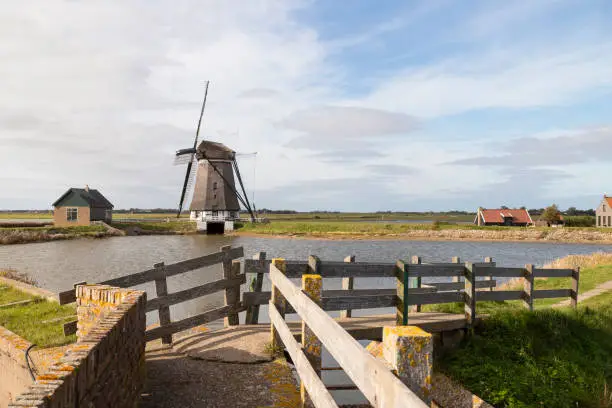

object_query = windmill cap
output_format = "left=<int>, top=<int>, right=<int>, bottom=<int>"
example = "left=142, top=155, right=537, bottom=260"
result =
left=196, top=141, right=235, bottom=160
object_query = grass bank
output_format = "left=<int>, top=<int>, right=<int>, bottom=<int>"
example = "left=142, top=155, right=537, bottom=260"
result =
left=0, top=284, right=76, bottom=347
left=0, top=225, right=115, bottom=245
left=112, top=220, right=196, bottom=234
left=438, top=303, right=612, bottom=407
left=235, top=220, right=612, bottom=243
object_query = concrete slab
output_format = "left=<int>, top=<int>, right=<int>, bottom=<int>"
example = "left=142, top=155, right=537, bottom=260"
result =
left=170, top=326, right=275, bottom=364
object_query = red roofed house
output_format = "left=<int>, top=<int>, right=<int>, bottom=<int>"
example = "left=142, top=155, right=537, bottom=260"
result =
left=596, top=195, right=612, bottom=227
left=475, top=207, right=533, bottom=227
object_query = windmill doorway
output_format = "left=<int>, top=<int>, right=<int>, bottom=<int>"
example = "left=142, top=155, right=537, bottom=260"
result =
left=206, top=222, right=225, bottom=235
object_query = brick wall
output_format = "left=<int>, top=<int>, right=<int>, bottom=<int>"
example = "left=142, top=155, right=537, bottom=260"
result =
left=9, top=285, right=146, bottom=408
left=0, top=327, right=34, bottom=408
left=53, top=206, right=91, bottom=227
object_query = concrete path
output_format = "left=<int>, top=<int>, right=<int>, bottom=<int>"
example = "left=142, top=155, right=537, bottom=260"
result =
left=140, top=326, right=301, bottom=408
left=553, top=279, right=612, bottom=308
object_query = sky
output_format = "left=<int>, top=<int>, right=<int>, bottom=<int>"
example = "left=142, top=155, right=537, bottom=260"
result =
left=1, top=0, right=612, bottom=212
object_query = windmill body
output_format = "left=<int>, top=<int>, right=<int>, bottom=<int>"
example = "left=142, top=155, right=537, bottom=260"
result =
left=189, top=141, right=241, bottom=232
left=174, top=81, right=257, bottom=233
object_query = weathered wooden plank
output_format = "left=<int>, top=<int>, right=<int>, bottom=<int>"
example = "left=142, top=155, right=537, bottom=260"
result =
left=407, top=264, right=466, bottom=277
left=63, top=320, right=77, bottom=336
left=223, top=248, right=240, bottom=327
left=269, top=303, right=338, bottom=408
left=154, top=263, right=172, bottom=344
left=412, top=256, right=423, bottom=312
left=269, top=264, right=429, bottom=408
left=244, top=259, right=308, bottom=277
left=477, top=266, right=526, bottom=278
left=59, top=247, right=245, bottom=305
left=571, top=268, right=580, bottom=308
left=340, top=255, right=355, bottom=318
left=464, top=263, right=476, bottom=326
left=406, top=291, right=464, bottom=306
left=476, top=290, right=524, bottom=302
left=523, top=264, right=534, bottom=311
left=533, top=268, right=574, bottom=278
left=270, top=259, right=287, bottom=349
left=245, top=252, right=266, bottom=324
left=145, top=275, right=246, bottom=312
left=533, top=289, right=572, bottom=299
left=323, top=295, right=397, bottom=311
left=429, top=280, right=496, bottom=292
left=145, top=305, right=235, bottom=342
left=301, top=270, right=323, bottom=406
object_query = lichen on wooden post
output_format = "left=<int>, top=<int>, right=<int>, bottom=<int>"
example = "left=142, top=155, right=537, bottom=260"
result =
left=222, top=245, right=240, bottom=327
left=523, top=264, right=534, bottom=311
left=301, top=273, right=322, bottom=407
left=270, top=258, right=287, bottom=350
left=464, top=262, right=476, bottom=327
left=396, top=260, right=409, bottom=326
left=382, top=325, right=433, bottom=404
left=340, top=255, right=355, bottom=319
left=485, top=257, right=494, bottom=291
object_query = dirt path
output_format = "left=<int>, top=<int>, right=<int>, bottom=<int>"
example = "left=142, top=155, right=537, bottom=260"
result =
left=553, top=279, right=612, bottom=308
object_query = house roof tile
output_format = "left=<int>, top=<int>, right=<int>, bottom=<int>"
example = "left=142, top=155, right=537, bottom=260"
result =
left=52, top=188, right=114, bottom=209
left=479, top=208, right=532, bottom=224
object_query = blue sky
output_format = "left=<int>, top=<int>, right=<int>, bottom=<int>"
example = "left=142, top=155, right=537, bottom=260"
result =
left=1, top=1, right=611, bottom=211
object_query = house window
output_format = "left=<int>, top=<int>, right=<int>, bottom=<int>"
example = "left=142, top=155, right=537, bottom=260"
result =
left=609, top=216, right=611, bottom=226
left=66, top=208, right=78, bottom=222
left=604, top=205, right=607, bottom=212
left=598, top=216, right=602, bottom=226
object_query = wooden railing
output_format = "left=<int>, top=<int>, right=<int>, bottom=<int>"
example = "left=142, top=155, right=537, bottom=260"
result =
left=58, top=246, right=245, bottom=343
left=246, top=255, right=579, bottom=326
left=268, top=259, right=429, bottom=408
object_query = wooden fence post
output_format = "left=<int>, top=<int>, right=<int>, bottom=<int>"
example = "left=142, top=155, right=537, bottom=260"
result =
left=411, top=256, right=422, bottom=312
left=383, top=326, right=433, bottom=405
left=246, top=251, right=266, bottom=324
left=270, top=258, right=287, bottom=350
left=485, top=257, right=494, bottom=291
left=308, top=255, right=321, bottom=275
left=396, top=260, right=409, bottom=326
left=222, top=245, right=240, bottom=327
left=523, top=264, right=534, bottom=311
left=452, top=257, right=461, bottom=289
left=340, top=255, right=355, bottom=319
left=571, top=267, right=580, bottom=309
left=154, top=262, right=172, bottom=344
left=301, top=273, right=323, bottom=408
left=464, top=262, right=476, bottom=327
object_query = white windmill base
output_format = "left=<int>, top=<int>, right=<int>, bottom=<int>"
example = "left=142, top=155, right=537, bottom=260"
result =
left=191, top=210, right=236, bottom=233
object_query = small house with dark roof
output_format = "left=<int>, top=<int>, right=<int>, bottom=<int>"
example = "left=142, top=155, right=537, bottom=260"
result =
left=596, top=195, right=612, bottom=227
left=52, top=186, right=114, bottom=226
left=474, top=207, right=533, bottom=227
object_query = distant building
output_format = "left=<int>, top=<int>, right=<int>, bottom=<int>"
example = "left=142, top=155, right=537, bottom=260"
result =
left=535, top=214, right=565, bottom=227
left=596, top=195, right=612, bottom=228
left=474, top=207, right=533, bottom=227
left=52, top=186, right=113, bottom=226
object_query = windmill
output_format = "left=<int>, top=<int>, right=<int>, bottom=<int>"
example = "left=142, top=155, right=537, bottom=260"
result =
left=174, top=81, right=257, bottom=233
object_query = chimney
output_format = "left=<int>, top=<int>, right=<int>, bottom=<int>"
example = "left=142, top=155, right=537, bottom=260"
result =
left=85, top=184, right=89, bottom=192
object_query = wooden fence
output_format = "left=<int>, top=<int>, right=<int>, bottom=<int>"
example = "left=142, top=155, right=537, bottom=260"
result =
left=59, top=246, right=245, bottom=343
left=268, top=259, right=429, bottom=408
left=245, top=254, right=579, bottom=326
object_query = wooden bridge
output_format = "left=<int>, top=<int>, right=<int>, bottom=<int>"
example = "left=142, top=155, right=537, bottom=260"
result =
left=58, top=246, right=580, bottom=407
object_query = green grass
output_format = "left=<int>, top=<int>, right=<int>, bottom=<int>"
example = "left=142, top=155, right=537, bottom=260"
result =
left=0, top=285, right=76, bottom=347
left=112, top=221, right=196, bottom=233
left=438, top=304, right=612, bottom=408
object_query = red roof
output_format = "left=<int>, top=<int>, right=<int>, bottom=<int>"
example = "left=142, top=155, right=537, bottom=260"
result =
left=605, top=196, right=612, bottom=207
left=479, top=208, right=532, bottom=224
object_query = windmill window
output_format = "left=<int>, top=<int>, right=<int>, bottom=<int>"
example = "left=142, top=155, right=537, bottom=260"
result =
left=66, top=208, right=78, bottom=222
left=213, top=182, right=218, bottom=190
left=212, top=210, right=219, bottom=217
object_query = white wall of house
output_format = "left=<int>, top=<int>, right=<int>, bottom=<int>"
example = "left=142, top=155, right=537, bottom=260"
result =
left=596, top=197, right=612, bottom=227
